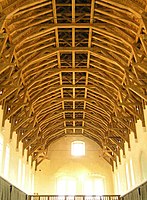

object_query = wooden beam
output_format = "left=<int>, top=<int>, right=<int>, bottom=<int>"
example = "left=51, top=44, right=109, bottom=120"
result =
left=127, top=85, right=147, bottom=102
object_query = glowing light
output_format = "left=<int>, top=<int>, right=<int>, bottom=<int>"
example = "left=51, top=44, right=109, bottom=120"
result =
left=84, top=179, right=93, bottom=195
left=130, top=159, right=135, bottom=186
left=71, top=141, right=85, bottom=156
left=126, top=163, right=131, bottom=189
left=0, top=136, right=3, bottom=173
left=4, top=145, right=10, bottom=177
left=18, top=159, right=22, bottom=185
left=57, top=177, right=76, bottom=195
left=84, top=178, right=105, bottom=195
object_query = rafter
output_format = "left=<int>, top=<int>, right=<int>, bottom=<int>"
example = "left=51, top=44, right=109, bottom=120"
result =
left=0, top=0, right=146, bottom=166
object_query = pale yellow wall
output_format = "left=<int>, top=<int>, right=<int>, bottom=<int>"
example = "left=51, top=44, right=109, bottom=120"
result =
left=34, top=136, right=114, bottom=195
left=1, top=104, right=147, bottom=196
left=113, top=106, right=147, bottom=195
left=0, top=106, right=35, bottom=194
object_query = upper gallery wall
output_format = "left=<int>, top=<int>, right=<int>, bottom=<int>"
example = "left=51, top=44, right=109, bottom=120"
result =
left=0, top=0, right=147, bottom=169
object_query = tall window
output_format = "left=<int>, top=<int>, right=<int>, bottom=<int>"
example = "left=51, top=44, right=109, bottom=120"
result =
left=18, top=159, right=22, bottom=186
left=0, top=135, right=3, bottom=173
left=126, top=163, right=131, bottom=190
left=140, top=152, right=147, bottom=181
left=84, top=178, right=105, bottom=195
left=57, top=176, right=76, bottom=195
left=28, top=169, right=32, bottom=193
left=117, top=172, right=121, bottom=194
left=71, top=141, right=85, bottom=156
left=84, top=179, right=93, bottom=195
left=130, top=159, right=135, bottom=186
left=4, top=145, right=10, bottom=178
left=94, top=178, right=105, bottom=195
left=31, top=173, right=35, bottom=194
left=22, top=163, right=26, bottom=187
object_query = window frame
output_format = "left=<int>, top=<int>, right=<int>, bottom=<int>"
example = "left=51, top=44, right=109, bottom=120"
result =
left=71, top=141, right=85, bottom=157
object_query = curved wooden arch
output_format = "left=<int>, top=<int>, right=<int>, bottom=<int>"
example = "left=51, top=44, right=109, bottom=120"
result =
left=0, top=0, right=147, bottom=168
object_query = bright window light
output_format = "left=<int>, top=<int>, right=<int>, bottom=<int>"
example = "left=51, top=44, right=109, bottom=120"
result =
left=28, top=169, right=32, bottom=193
left=67, top=179, right=76, bottom=195
left=0, top=136, right=3, bottom=160
left=18, top=159, right=22, bottom=186
left=0, top=135, right=3, bottom=172
left=71, top=141, right=85, bottom=156
left=31, top=173, right=34, bottom=192
left=94, top=179, right=104, bottom=195
left=4, top=145, right=10, bottom=178
left=57, top=178, right=66, bottom=195
left=130, top=159, right=135, bottom=186
left=117, top=172, right=121, bottom=194
left=84, top=179, right=93, bottom=195
left=22, top=163, right=26, bottom=187
left=126, top=163, right=131, bottom=189
left=83, top=178, right=105, bottom=195
left=57, top=177, right=76, bottom=195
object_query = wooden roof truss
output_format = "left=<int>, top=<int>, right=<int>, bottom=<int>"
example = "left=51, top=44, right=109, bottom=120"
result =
left=0, top=0, right=147, bottom=170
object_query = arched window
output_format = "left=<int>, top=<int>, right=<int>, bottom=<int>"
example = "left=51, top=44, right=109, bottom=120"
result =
left=125, top=163, right=131, bottom=190
left=57, top=176, right=76, bottom=195
left=22, top=163, right=26, bottom=187
left=4, top=144, right=10, bottom=178
left=71, top=141, right=85, bottom=156
left=140, top=151, right=147, bottom=181
left=0, top=135, right=3, bottom=173
left=18, top=159, right=22, bottom=186
left=116, top=172, right=121, bottom=194
left=83, top=177, right=105, bottom=195
left=130, top=159, right=135, bottom=186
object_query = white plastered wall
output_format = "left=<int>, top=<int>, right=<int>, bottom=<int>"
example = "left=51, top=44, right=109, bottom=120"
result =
left=34, top=136, right=114, bottom=195
left=113, top=106, right=147, bottom=195
left=0, top=106, right=35, bottom=194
